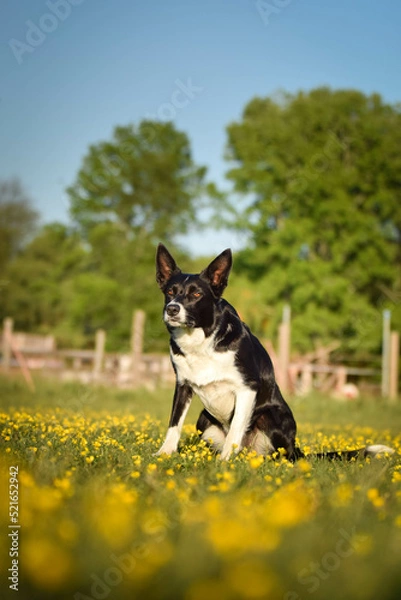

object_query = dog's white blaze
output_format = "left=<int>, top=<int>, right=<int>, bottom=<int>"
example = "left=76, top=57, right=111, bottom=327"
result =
left=172, top=327, right=247, bottom=428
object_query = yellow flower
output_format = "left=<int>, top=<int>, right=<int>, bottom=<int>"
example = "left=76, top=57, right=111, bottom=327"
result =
left=367, top=488, right=385, bottom=508
left=333, top=483, right=354, bottom=507
left=22, top=538, right=73, bottom=590
left=297, top=459, right=312, bottom=473
left=249, top=456, right=264, bottom=469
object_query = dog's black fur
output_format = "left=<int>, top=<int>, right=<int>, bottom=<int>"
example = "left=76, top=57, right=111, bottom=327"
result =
left=155, top=244, right=394, bottom=461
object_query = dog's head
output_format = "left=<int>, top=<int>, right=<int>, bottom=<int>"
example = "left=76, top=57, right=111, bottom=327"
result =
left=156, top=243, right=232, bottom=330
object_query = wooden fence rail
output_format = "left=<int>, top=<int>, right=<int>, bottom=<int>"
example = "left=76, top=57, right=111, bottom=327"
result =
left=0, top=309, right=399, bottom=399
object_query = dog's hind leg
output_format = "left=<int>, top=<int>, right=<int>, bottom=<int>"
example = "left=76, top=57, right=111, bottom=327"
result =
left=196, top=409, right=226, bottom=452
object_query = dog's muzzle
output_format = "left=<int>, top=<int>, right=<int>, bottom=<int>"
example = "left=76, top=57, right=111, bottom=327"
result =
left=164, top=302, right=187, bottom=327
left=166, top=304, right=180, bottom=317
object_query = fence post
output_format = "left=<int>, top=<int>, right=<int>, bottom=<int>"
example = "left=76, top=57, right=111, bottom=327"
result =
left=336, top=366, right=347, bottom=393
left=278, top=305, right=291, bottom=393
left=381, top=310, right=391, bottom=397
left=300, top=364, right=313, bottom=395
left=389, top=331, right=399, bottom=403
left=131, top=310, right=146, bottom=384
left=93, top=329, right=106, bottom=381
left=2, top=317, right=13, bottom=371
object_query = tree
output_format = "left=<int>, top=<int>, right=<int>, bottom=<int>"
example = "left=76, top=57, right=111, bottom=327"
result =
left=0, top=179, right=39, bottom=272
left=224, top=88, right=401, bottom=354
left=1, top=223, right=86, bottom=342
left=67, top=120, right=207, bottom=242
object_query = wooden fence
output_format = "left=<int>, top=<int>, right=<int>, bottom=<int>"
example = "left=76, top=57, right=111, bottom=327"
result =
left=0, top=313, right=174, bottom=391
left=0, top=307, right=399, bottom=400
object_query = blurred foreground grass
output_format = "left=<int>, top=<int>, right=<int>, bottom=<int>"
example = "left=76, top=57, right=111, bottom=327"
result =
left=1, top=374, right=401, bottom=600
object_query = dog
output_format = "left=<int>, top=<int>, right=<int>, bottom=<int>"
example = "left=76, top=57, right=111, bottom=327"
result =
left=155, top=243, right=394, bottom=461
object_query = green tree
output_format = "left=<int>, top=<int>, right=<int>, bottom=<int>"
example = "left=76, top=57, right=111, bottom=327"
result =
left=64, top=120, right=212, bottom=350
left=0, top=179, right=39, bottom=273
left=69, top=224, right=171, bottom=351
left=67, top=120, right=207, bottom=242
left=1, top=223, right=86, bottom=343
left=224, top=88, right=401, bottom=354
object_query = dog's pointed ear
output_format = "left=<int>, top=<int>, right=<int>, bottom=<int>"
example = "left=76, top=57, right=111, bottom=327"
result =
left=200, top=249, right=232, bottom=297
left=156, top=244, right=181, bottom=289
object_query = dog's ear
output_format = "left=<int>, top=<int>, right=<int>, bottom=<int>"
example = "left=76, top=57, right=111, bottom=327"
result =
left=200, top=249, right=232, bottom=297
left=156, top=244, right=181, bottom=289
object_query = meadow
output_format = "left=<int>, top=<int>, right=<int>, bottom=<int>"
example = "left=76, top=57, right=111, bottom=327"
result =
left=1, top=374, right=401, bottom=600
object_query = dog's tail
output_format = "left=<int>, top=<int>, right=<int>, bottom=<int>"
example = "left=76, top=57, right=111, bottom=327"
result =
left=293, top=444, right=395, bottom=461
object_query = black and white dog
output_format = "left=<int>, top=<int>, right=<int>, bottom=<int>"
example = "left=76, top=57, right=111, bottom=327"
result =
left=156, top=244, right=394, bottom=461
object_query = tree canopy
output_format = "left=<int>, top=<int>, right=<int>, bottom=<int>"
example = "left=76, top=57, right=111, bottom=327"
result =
left=0, top=179, right=39, bottom=273
left=1, top=121, right=209, bottom=351
left=225, top=88, right=401, bottom=354
left=67, top=120, right=207, bottom=242
left=2, top=93, right=401, bottom=358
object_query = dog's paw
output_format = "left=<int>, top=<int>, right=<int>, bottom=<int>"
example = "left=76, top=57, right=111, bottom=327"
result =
left=154, top=447, right=172, bottom=457
left=220, top=442, right=240, bottom=461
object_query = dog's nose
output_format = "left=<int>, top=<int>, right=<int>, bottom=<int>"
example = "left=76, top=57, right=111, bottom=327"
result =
left=166, top=304, right=180, bottom=317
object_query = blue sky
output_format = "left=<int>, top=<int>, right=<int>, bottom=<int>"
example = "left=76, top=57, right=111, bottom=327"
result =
left=1, top=0, right=400, bottom=255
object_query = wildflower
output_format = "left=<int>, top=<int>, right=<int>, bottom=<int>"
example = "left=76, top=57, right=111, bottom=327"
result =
left=22, top=538, right=73, bottom=590
left=297, top=459, right=312, bottom=473
left=333, top=483, right=354, bottom=507
left=249, top=455, right=264, bottom=469
left=367, top=488, right=385, bottom=509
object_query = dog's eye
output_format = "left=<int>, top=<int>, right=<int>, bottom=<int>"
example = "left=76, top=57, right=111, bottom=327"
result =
left=193, top=292, right=201, bottom=298
left=167, top=289, right=174, bottom=296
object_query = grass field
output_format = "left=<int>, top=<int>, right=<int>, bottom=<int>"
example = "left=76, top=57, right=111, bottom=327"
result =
left=1, top=374, right=401, bottom=600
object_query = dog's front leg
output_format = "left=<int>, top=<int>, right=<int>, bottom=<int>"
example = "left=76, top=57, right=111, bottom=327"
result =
left=155, top=383, right=193, bottom=456
left=220, top=389, right=256, bottom=460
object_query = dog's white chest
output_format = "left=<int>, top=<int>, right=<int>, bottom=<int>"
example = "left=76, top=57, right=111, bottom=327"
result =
left=171, top=328, right=243, bottom=425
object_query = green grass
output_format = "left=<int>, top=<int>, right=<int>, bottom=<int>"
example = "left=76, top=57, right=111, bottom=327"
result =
left=1, top=374, right=401, bottom=600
